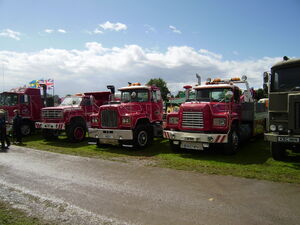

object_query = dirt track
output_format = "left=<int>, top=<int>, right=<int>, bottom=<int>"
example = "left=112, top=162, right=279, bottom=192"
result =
left=0, top=146, right=299, bottom=225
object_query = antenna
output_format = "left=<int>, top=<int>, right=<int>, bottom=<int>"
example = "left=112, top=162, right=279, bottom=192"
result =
left=2, top=63, right=4, bottom=92
left=196, top=73, right=201, bottom=85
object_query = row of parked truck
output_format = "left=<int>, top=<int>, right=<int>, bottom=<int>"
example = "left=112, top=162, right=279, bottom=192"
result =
left=0, top=57, right=299, bottom=159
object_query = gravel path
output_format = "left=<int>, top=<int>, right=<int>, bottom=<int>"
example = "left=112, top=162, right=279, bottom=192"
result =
left=0, top=146, right=299, bottom=225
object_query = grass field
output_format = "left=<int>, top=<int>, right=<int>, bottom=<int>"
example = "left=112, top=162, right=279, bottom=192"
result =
left=0, top=201, right=44, bottom=225
left=21, top=134, right=300, bottom=184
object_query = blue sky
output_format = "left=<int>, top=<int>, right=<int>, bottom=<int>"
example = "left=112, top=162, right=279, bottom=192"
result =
left=0, top=0, right=299, bottom=94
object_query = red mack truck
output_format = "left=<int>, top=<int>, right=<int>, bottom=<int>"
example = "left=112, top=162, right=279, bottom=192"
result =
left=36, top=91, right=111, bottom=142
left=88, top=83, right=164, bottom=149
left=0, top=87, right=46, bottom=135
left=163, top=76, right=267, bottom=155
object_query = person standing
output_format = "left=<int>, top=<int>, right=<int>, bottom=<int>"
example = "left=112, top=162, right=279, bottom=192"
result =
left=13, top=109, right=23, bottom=144
left=0, top=110, right=10, bottom=150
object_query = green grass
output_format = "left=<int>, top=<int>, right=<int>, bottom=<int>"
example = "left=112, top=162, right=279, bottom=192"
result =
left=21, top=134, right=300, bottom=184
left=0, top=201, right=46, bottom=225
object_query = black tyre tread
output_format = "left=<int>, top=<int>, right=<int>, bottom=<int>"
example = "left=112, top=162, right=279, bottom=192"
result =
left=223, top=128, right=240, bottom=155
left=133, top=124, right=150, bottom=149
left=67, top=122, right=86, bottom=143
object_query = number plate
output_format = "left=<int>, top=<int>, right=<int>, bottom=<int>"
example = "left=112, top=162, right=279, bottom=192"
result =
left=277, top=136, right=300, bottom=143
left=104, top=134, right=113, bottom=139
left=181, top=141, right=203, bottom=150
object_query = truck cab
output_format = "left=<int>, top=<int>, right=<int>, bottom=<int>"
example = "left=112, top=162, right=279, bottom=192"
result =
left=0, top=87, right=43, bottom=135
left=164, top=76, right=267, bottom=155
left=264, top=57, right=300, bottom=160
left=89, top=83, right=163, bottom=149
left=36, top=92, right=110, bottom=142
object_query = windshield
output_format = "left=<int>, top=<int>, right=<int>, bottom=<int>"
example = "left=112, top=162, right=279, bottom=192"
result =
left=60, top=96, right=82, bottom=106
left=0, top=93, right=19, bottom=106
left=121, top=89, right=149, bottom=103
left=196, top=88, right=232, bottom=102
left=271, top=66, right=300, bottom=92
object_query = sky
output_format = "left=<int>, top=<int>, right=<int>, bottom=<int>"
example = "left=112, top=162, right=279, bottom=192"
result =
left=0, top=0, right=299, bottom=95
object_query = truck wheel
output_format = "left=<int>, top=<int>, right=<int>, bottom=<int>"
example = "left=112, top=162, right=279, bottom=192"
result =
left=42, top=129, right=58, bottom=141
left=67, top=122, right=86, bottom=143
left=169, top=140, right=181, bottom=152
left=133, top=125, right=149, bottom=149
left=271, top=142, right=286, bottom=160
left=223, top=128, right=240, bottom=155
left=20, top=121, right=32, bottom=136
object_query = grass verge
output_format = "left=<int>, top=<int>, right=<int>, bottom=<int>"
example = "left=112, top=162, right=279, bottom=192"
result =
left=0, top=201, right=45, bottom=225
left=21, top=134, right=300, bottom=184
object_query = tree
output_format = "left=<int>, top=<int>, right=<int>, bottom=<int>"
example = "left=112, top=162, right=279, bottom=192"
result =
left=147, top=78, right=170, bottom=101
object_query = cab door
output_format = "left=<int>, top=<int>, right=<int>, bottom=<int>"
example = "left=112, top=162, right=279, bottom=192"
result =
left=150, top=90, right=163, bottom=121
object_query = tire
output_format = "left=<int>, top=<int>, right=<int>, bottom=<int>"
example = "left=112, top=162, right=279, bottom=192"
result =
left=271, top=142, right=286, bottom=160
left=42, top=129, right=58, bottom=141
left=67, top=122, right=86, bottom=143
left=133, top=125, right=150, bottom=149
left=223, top=128, right=240, bottom=155
left=20, top=121, right=32, bottom=136
left=169, top=140, right=181, bottom=152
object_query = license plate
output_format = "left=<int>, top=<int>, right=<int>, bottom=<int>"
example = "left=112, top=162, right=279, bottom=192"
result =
left=104, top=134, right=113, bottom=139
left=278, top=136, right=300, bottom=143
left=181, top=141, right=203, bottom=150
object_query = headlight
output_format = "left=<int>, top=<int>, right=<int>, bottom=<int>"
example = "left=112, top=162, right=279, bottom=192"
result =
left=278, top=124, right=284, bottom=131
left=270, top=124, right=276, bottom=131
left=122, top=116, right=131, bottom=124
left=213, top=118, right=226, bottom=126
left=92, top=117, right=99, bottom=123
left=169, top=117, right=179, bottom=124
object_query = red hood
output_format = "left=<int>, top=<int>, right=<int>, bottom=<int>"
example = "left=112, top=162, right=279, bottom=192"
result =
left=42, top=106, right=81, bottom=111
left=100, top=103, right=143, bottom=115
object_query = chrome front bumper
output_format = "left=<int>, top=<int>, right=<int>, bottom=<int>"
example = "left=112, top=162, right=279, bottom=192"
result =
left=88, top=128, right=133, bottom=140
left=35, top=122, right=65, bottom=130
left=163, top=130, right=228, bottom=143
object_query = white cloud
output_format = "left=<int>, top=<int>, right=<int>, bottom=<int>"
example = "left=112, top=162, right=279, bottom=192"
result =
left=169, top=25, right=181, bottom=34
left=144, top=24, right=156, bottom=33
left=99, top=21, right=127, bottom=31
left=0, top=42, right=280, bottom=96
left=57, top=29, right=66, bottom=33
left=0, top=29, right=21, bottom=40
left=93, top=28, right=103, bottom=34
left=44, top=29, right=54, bottom=33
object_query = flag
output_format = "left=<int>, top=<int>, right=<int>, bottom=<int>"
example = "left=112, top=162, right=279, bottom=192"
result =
left=45, top=78, right=54, bottom=89
left=29, top=80, right=40, bottom=88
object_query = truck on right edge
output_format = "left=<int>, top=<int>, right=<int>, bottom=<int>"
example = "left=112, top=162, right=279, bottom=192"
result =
left=264, top=56, right=300, bottom=160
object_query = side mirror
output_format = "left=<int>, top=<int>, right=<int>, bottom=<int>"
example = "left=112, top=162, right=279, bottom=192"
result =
left=225, top=90, right=234, bottom=102
left=263, top=72, right=269, bottom=83
left=23, top=94, right=29, bottom=104
left=89, top=95, right=94, bottom=105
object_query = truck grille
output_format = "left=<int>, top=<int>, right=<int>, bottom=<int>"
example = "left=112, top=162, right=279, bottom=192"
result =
left=182, top=111, right=204, bottom=129
left=42, top=110, right=63, bottom=119
left=295, top=102, right=300, bottom=130
left=101, top=110, right=118, bottom=128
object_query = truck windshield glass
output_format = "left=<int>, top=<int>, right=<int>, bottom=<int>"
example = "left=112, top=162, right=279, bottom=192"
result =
left=271, top=67, right=300, bottom=92
left=196, top=88, right=232, bottom=102
left=0, top=93, right=19, bottom=106
left=121, top=90, right=149, bottom=103
left=60, top=96, right=82, bottom=106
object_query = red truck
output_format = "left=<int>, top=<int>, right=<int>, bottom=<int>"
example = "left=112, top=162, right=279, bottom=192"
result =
left=36, top=91, right=111, bottom=142
left=0, top=87, right=44, bottom=135
left=163, top=76, right=267, bottom=154
left=88, top=83, right=164, bottom=149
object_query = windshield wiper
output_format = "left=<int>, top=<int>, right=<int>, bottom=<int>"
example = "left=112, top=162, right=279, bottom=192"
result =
left=289, top=86, right=300, bottom=91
